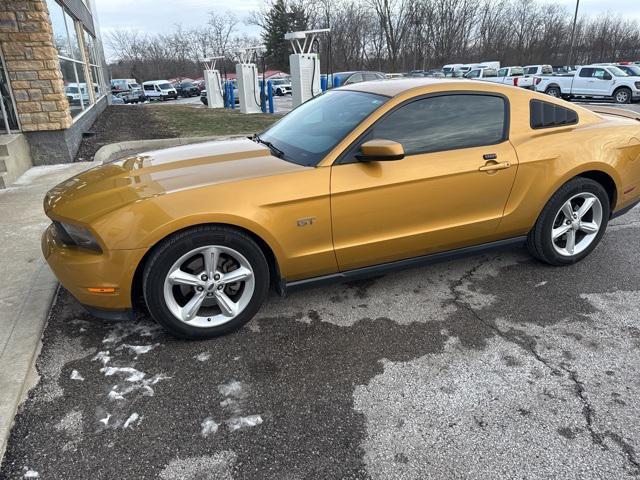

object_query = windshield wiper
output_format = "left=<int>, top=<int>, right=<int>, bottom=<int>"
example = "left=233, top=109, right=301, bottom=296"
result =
left=252, top=134, right=285, bottom=159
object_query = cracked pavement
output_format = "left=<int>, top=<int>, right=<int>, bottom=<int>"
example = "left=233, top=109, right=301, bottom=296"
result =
left=1, top=205, right=640, bottom=479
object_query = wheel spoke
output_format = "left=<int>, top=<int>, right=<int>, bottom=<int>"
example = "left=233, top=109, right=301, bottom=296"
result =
left=222, top=266, right=252, bottom=284
left=552, top=224, right=572, bottom=240
left=203, top=247, right=220, bottom=278
left=214, top=291, right=237, bottom=317
left=181, top=291, right=206, bottom=321
left=561, top=200, right=574, bottom=220
left=580, top=221, right=599, bottom=234
left=565, top=229, right=576, bottom=255
left=168, top=269, right=203, bottom=287
left=577, top=197, right=596, bottom=220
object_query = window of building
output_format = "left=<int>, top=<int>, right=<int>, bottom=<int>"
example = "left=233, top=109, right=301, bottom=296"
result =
left=530, top=100, right=578, bottom=129
left=364, top=94, right=507, bottom=156
left=1, top=52, right=19, bottom=133
left=47, top=0, right=104, bottom=119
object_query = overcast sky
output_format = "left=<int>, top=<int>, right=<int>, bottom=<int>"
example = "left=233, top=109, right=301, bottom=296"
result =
left=94, top=0, right=640, bottom=48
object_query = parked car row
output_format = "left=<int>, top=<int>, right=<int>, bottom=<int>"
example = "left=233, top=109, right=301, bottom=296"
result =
left=534, top=64, right=640, bottom=104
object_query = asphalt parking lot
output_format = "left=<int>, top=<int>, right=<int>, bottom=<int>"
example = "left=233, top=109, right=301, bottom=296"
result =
left=143, top=94, right=293, bottom=114
left=1, top=200, right=640, bottom=479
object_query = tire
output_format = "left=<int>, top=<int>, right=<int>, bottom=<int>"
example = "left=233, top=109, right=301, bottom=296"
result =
left=546, top=86, right=561, bottom=98
left=527, top=177, right=610, bottom=266
left=143, top=226, right=270, bottom=339
left=276, top=88, right=283, bottom=96
left=614, top=87, right=631, bottom=104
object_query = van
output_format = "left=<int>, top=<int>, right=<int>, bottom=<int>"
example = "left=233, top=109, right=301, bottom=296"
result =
left=142, top=80, right=178, bottom=101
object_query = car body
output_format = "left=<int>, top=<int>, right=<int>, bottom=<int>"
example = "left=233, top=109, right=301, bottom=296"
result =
left=175, top=82, right=200, bottom=97
left=111, top=79, right=143, bottom=103
left=442, top=64, right=463, bottom=76
left=466, top=66, right=534, bottom=89
left=65, top=83, right=90, bottom=105
left=270, top=78, right=292, bottom=96
left=142, top=80, right=178, bottom=101
left=332, top=71, right=386, bottom=86
left=111, top=94, right=126, bottom=105
left=524, top=65, right=553, bottom=76
left=535, top=65, right=640, bottom=103
left=43, top=79, right=640, bottom=339
left=616, top=64, right=640, bottom=78
left=385, top=73, right=404, bottom=79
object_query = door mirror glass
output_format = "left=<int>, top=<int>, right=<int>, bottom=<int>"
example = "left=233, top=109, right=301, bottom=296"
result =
left=357, top=139, right=405, bottom=162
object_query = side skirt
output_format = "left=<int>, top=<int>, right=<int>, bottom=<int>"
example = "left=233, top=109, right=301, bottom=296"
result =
left=281, top=236, right=528, bottom=296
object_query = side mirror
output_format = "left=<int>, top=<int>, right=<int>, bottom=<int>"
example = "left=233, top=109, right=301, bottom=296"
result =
left=356, top=139, right=405, bottom=162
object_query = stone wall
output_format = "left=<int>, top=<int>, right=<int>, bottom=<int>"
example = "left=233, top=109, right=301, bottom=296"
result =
left=0, top=0, right=72, bottom=132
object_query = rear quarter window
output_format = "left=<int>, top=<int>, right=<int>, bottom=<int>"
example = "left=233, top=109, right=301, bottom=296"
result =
left=530, top=100, right=578, bottom=129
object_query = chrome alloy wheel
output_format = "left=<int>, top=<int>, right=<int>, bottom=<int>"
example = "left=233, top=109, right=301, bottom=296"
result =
left=163, top=246, right=255, bottom=327
left=615, top=89, right=630, bottom=103
left=551, top=193, right=603, bottom=257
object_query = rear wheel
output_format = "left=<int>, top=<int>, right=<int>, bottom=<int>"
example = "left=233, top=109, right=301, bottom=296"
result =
left=527, top=178, right=610, bottom=266
left=143, top=226, right=270, bottom=339
left=614, top=87, right=632, bottom=104
left=545, top=86, right=561, bottom=98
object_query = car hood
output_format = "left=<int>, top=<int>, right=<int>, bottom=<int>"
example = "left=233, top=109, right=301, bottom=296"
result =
left=44, top=138, right=307, bottom=222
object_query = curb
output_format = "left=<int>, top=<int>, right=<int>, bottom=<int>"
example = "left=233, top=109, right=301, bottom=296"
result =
left=94, top=134, right=251, bottom=164
left=0, top=265, right=57, bottom=463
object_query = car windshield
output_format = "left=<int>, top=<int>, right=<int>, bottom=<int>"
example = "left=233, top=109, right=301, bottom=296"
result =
left=608, top=66, right=628, bottom=77
left=259, top=90, right=388, bottom=167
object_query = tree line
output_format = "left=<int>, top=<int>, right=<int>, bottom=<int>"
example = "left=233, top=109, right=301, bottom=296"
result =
left=106, top=0, right=640, bottom=81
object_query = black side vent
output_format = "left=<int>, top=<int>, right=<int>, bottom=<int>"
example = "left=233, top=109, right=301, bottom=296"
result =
left=530, top=100, right=578, bottom=129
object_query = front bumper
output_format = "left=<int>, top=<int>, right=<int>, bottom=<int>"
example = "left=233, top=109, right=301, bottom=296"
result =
left=42, top=224, right=147, bottom=313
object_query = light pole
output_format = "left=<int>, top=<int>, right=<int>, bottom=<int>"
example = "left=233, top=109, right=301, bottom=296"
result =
left=567, top=0, right=580, bottom=67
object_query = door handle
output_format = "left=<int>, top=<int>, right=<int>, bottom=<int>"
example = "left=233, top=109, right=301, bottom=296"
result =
left=479, top=161, right=511, bottom=172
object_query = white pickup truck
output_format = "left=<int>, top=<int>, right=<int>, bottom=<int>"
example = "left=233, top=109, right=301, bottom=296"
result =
left=465, top=66, right=534, bottom=89
left=534, top=65, right=640, bottom=104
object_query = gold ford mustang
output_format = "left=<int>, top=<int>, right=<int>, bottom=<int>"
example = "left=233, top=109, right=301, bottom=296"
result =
left=42, top=79, right=640, bottom=339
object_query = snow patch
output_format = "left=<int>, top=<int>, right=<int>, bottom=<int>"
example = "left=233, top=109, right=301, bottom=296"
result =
left=100, top=366, right=146, bottom=382
left=201, top=417, right=219, bottom=437
left=92, top=351, right=111, bottom=366
left=119, top=343, right=159, bottom=355
left=123, top=413, right=140, bottom=429
left=24, top=470, right=39, bottom=478
left=99, top=413, right=111, bottom=426
left=226, top=415, right=263, bottom=431
left=535, top=281, right=548, bottom=287
left=195, top=352, right=211, bottom=362
left=70, top=370, right=84, bottom=381
left=218, top=380, right=245, bottom=398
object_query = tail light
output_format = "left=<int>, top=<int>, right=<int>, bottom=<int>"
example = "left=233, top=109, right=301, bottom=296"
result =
left=513, top=77, right=519, bottom=87
left=535, top=78, right=542, bottom=85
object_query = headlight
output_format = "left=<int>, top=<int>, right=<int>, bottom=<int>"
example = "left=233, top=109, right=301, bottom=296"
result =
left=635, top=81, right=640, bottom=90
left=54, top=221, right=102, bottom=252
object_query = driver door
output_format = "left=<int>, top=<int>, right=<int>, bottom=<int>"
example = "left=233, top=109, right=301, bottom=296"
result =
left=330, top=93, right=518, bottom=271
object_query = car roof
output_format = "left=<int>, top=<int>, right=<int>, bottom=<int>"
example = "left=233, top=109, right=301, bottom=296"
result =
left=338, top=77, right=490, bottom=97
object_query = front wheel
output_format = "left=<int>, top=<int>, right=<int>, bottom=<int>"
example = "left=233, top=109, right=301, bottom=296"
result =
left=527, top=178, right=610, bottom=266
left=614, top=87, right=631, bottom=104
left=143, top=226, right=270, bottom=339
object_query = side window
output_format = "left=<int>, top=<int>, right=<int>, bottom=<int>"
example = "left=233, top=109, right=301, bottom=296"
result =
left=530, top=100, right=578, bottom=129
left=365, top=94, right=507, bottom=156
left=144, top=84, right=154, bottom=91
left=497, top=68, right=508, bottom=77
left=579, top=68, right=594, bottom=78
left=593, top=68, right=607, bottom=80
left=483, top=69, right=497, bottom=78
left=345, top=73, right=363, bottom=84
left=466, top=69, right=481, bottom=78
left=363, top=73, right=379, bottom=81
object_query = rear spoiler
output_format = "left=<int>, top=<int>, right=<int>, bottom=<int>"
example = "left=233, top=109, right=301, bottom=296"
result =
left=584, top=105, right=640, bottom=122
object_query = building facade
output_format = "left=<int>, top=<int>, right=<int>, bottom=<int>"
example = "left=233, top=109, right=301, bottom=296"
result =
left=0, top=0, right=108, bottom=187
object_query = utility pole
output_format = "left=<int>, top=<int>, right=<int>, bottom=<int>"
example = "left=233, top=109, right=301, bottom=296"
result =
left=567, top=0, right=580, bottom=67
